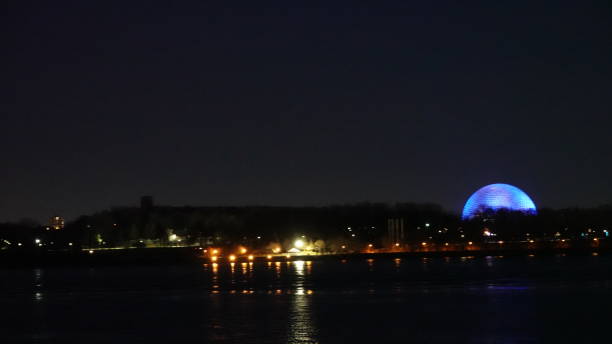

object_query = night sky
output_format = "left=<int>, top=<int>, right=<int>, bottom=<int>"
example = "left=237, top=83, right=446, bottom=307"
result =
left=2, top=1, right=611, bottom=222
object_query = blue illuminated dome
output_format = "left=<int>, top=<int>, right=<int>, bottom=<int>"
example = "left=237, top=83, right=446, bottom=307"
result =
left=462, top=183, right=537, bottom=220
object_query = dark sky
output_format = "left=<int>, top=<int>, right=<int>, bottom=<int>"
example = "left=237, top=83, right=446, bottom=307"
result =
left=2, top=0, right=611, bottom=222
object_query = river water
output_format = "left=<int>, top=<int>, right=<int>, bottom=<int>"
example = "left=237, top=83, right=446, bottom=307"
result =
left=2, top=254, right=612, bottom=343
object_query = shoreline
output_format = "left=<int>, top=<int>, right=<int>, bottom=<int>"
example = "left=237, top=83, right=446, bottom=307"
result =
left=1, top=244, right=610, bottom=268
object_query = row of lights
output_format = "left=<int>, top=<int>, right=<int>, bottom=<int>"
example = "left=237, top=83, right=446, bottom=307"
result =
left=212, top=254, right=298, bottom=262
left=203, top=233, right=606, bottom=258
left=228, top=254, right=255, bottom=262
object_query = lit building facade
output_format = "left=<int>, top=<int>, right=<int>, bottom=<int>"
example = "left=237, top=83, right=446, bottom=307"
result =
left=50, top=215, right=65, bottom=230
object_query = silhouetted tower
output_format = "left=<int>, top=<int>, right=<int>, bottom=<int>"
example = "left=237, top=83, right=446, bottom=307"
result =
left=139, top=196, right=154, bottom=238
left=141, top=196, right=154, bottom=211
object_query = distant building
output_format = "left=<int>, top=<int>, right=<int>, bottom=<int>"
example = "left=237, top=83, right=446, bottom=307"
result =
left=50, top=215, right=65, bottom=230
left=462, top=183, right=537, bottom=220
left=387, top=218, right=404, bottom=244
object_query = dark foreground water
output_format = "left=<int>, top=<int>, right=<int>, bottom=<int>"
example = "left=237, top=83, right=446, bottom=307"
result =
left=2, top=254, right=612, bottom=343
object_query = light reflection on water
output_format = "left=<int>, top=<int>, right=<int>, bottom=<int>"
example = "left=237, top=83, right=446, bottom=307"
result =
left=294, top=260, right=305, bottom=276
left=275, top=261, right=282, bottom=278
left=5, top=255, right=612, bottom=343
left=289, top=287, right=316, bottom=344
left=205, top=259, right=319, bottom=342
left=366, top=258, right=374, bottom=272
left=200, top=255, right=571, bottom=302
left=485, top=255, right=494, bottom=268
left=288, top=261, right=317, bottom=343
left=33, top=268, right=44, bottom=301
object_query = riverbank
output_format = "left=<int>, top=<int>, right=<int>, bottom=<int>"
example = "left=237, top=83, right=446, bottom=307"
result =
left=1, top=241, right=610, bottom=268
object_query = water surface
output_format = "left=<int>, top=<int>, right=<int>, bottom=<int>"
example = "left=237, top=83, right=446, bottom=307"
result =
left=2, top=254, right=611, bottom=343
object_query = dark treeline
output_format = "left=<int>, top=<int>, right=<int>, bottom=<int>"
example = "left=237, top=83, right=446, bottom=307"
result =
left=63, top=202, right=456, bottom=249
left=1, top=203, right=611, bottom=252
left=462, top=206, right=612, bottom=241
